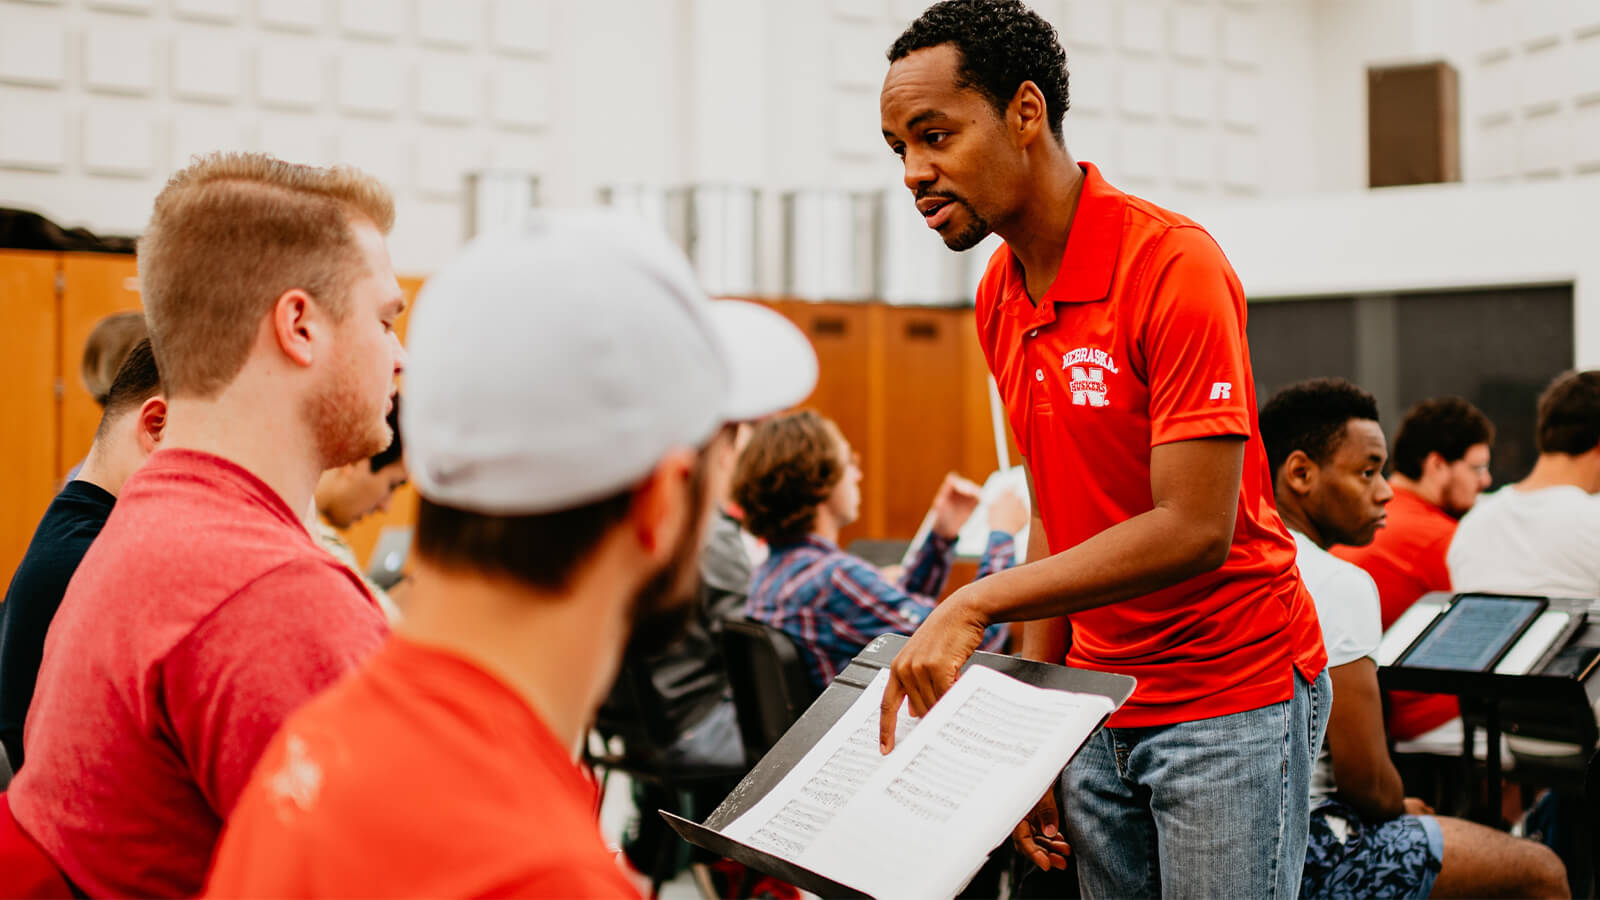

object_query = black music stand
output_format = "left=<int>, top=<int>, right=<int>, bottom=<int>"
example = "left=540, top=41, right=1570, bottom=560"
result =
left=662, top=633, right=1135, bottom=898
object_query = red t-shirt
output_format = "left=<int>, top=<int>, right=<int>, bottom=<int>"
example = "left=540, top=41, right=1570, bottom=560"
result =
left=205, top=636, right=641, bottom=898
left=1332, top=485, right=1460, bottom=739
left=7, top=448, right=387, bottom=898
left=976, top=162, right=1326, bottom=728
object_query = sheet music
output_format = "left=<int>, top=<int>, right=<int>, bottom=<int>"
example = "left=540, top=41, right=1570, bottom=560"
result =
left=722, top=666, right=1112, bottom=899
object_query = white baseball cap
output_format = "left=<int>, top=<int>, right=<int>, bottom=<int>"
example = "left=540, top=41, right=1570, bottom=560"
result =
left=402, top=209, right=818, bottom=516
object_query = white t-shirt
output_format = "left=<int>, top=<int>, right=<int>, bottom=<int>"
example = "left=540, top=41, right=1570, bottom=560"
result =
left=1292, top=530, right=1384, bottom=807
left=1448, top=484, right=1600, bottom=600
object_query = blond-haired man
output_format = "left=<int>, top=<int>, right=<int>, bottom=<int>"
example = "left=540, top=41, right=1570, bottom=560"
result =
left=4, top=153, right=400, bottom=897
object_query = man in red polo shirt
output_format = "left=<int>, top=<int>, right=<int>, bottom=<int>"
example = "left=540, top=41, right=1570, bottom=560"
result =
left=878, top=3, right=1328, bottom=897
left=1333, top=397, right=1494, bottom=741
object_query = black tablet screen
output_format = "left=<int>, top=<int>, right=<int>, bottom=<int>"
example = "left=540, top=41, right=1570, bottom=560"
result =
left=1401, top=595, right=1544, bottom=671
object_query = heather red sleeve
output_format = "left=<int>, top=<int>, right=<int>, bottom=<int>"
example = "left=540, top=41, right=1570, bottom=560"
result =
left=161, top=558, right=388, bottom=816
left=1138, top=226, right=1254, bottom=447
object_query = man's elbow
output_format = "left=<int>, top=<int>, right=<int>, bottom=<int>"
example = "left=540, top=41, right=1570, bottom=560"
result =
left=1175, top=522, right=1233, bottom=576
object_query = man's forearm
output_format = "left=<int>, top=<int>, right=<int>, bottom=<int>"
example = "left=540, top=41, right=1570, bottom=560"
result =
left=963, top=503, right=1231, bottom=625
left=1014, top=516, right=1067, bottom=662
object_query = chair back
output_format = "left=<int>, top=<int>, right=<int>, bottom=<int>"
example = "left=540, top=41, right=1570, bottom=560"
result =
left=720, top=619, right=817, bottom=767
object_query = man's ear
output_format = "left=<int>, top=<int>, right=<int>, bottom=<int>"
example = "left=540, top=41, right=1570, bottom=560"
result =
left=137, top=396, right=167, bottom=454
left=1419, top=450, right=1449, bottom=482
left=1009, top=80, right=1049, bottom=147
left=1281, top=449, right=1319, bottom=496
left=630, top=448, right=696, bottom=564
left=271, top=288, right=320, bottom=368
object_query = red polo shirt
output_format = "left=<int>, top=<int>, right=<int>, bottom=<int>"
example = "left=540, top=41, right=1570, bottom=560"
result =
left=976, top=162, right=1326, bottom=728
left=1333, top=485, right=1460, bottom=739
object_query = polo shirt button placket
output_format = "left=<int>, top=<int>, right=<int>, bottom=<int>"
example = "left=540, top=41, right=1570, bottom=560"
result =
left=1035, top=368, right=1044, bottom=382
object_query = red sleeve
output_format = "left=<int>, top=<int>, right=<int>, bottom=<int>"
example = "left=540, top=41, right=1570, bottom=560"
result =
left=1137, top=226, right=1254, bottom=447
left=161, top=558, right=388, bottom=816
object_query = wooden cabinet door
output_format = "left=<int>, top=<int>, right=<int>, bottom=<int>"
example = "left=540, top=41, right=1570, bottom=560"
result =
left=59, top=254, right=142, bottom=481
left=761, top=300, right=884, bottom=547
left=0, top=252, right=62, bottom=584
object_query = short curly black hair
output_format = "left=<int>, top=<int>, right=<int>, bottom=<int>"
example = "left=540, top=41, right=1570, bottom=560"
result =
left=1391, top=397, right=1495, bottom=479
left=1536, top=370, right=1600, bottom=456
left=732, top=410, right=845, bottom=546
left=1259, top=378, right=1382, bottom=478
left=888, top=0, right=1070, bottom=143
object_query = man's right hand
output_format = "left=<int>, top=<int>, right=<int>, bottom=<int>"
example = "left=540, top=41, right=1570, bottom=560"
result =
left=1012, top=787, right=1071, bottom=871
left=930, top=473, right=984, bottom=539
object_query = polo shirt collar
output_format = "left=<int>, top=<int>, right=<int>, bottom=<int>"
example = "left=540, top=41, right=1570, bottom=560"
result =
left=1000, top=161, right=1126, bottom=323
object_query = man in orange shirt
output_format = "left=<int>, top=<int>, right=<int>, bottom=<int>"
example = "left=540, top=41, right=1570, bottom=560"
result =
left=1334, top=397, right=1494, bottom=741
left=204, top=212, right=817, bottom=897
left=878, top=2, right=1327, bottom=897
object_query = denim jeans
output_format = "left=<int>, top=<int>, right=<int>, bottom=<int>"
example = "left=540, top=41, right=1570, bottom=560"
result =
left=1062, top=667, right=1330, bottom=899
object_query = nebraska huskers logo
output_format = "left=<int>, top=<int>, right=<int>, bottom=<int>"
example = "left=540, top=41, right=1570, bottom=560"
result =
left=1063, top=347, right=1118, bottom=407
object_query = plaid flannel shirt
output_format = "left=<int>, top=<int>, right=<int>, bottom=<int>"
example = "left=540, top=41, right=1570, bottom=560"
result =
left=747, top=530, right=1014, bottom=691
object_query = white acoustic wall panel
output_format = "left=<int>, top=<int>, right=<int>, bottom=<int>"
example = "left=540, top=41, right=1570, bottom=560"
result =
left=335, top=123, right=408, bottom=190
left=259, top=0, right=322, bottom=32
left=336, top=47, right=403, bottom=116
left=338, top=0, right=401, bottom=41
left=1575, top=100, right=1600, bottom=172
left=82, top=100, right=156, bottom=176
left=489, top=60, right=549, bottom=130
left=1117, top=1, right=1163, bottom=56
left=417, top=0, right=481, bottom=49
left=257, top=41, right=324, bottom=110
left=1171, top=5, right=1215, bottom=63
left=172, top=31, right=242, bottom=102
left=0, top=19, right=67, bottom=87
left=415, top=56, right=478, bottom=124
left=172, top=0, right=239, bottom=24
left=489, top=0, right=550, bottom=56
left=0, top=89, right=67, bottom=170
left=83, top=24, right=157, bottom=96
left=1064, top=0, right=1115, bottom=50
left=171, top=111, right=252, bottom=167
left=259, top=112, right=328, bottom=165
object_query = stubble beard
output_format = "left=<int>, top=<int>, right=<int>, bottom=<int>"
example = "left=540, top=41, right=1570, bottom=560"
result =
left=307, top=359, right=390, bottom=471
left=941, top=198, right=992, bottom=252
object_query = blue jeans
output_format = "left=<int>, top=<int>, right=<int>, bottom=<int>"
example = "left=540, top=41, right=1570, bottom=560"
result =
left=1062, top=667, right=1330, bottom=899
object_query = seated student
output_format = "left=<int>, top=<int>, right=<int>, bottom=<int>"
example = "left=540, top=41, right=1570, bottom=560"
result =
left=0, top=338, right=165, bottom=772
left=1449, top=370, right=1600, bottom=599
left=1260, top=378, right=1568, bottom=900
left=203, top=211, right=814, bottom=897
left=4, top=153, right=396, bottom=898
left=311, top=398, right=409, bottom=620
left=64, top=311, right=149, bottom=482
left=735, top=410, right=1023, bottom=691
left=1334, top=397, right=1494, bottom=744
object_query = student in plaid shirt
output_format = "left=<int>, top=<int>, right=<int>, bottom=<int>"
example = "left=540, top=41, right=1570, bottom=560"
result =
left=734, top=410, right=1025, bottom=690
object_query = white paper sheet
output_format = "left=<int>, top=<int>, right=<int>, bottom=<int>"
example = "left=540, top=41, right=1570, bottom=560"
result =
left=721, top=667, right=1113, bottom=899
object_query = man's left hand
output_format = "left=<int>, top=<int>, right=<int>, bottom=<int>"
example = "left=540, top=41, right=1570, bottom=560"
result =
left=879, top=587, right=991, bottom=752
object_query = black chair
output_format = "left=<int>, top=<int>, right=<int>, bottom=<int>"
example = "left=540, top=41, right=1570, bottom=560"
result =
left=720, top=618, right=818, bottom=768
left=589, top=662, right=744, bottom=899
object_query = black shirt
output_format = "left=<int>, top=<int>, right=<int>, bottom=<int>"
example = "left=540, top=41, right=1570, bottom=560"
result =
left=0, top=480, right=115, bottom=770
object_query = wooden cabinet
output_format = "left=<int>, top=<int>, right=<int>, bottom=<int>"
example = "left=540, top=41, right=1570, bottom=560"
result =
left=0, top=252, right=63, bottom=582
left=756, top=299, right=1014, bottom=545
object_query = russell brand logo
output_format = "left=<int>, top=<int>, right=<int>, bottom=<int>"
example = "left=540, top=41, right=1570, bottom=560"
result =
left=1063, top=348, right=1118, bottom=407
